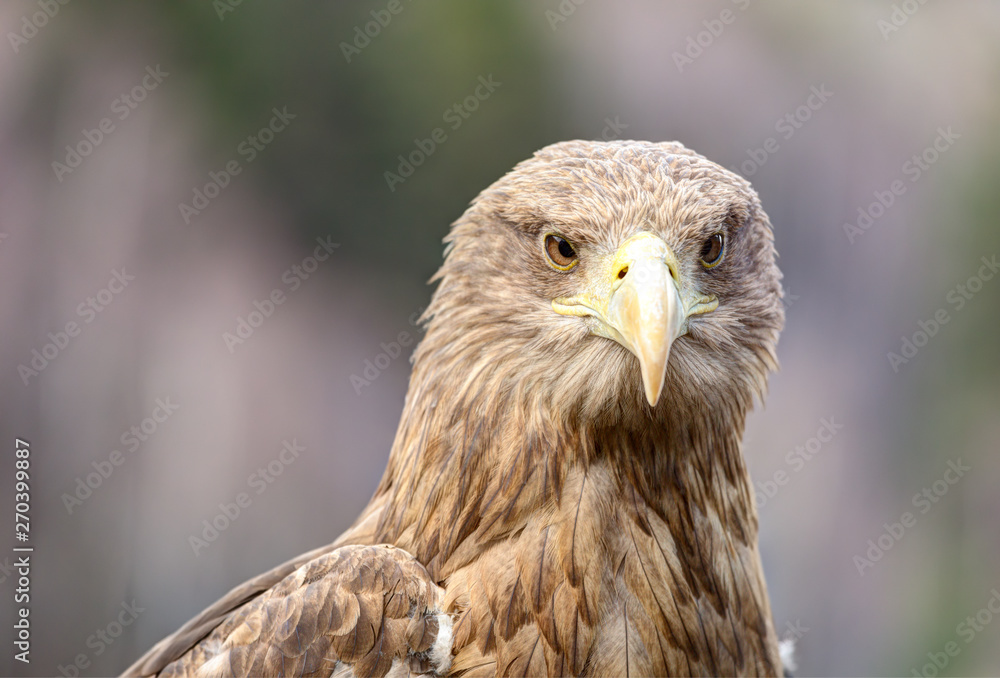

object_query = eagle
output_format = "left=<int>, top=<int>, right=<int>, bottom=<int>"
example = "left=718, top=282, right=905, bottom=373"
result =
left=124, top=140, right=787, bottom=677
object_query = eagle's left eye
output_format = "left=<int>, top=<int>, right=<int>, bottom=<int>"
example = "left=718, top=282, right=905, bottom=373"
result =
left=544, top=234, right=578, bottom=270
left=700, top=233, right=725, bottom=268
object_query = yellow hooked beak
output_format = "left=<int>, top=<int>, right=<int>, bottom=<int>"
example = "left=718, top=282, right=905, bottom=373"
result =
left=552, top=232, right=717, bottom=406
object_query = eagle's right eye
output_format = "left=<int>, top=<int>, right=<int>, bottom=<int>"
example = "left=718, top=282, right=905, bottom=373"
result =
left=544, top=234, right=578, bottom=270
left=699, top=233, right=725, bottom=268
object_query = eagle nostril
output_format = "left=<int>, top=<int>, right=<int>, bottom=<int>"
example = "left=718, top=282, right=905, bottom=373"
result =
left=666, top=262, right=679, bottom=283
left=617, top=265, right=629, bottom=280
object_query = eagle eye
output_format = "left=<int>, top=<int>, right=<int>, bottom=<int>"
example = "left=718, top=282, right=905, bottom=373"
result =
left=544, top=234, right=578, bottom=270
left=699, top=233, right=725, bottom=268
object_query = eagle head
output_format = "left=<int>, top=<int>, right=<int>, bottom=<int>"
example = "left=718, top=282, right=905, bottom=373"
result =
left=418, top=139, right=784, bottom=429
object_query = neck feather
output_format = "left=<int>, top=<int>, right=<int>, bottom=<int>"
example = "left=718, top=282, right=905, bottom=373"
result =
left=370, top=341, right=760, bottom=580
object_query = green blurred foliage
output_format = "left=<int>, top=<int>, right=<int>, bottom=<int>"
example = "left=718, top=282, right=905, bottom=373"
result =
left=91, top=1, right=566, bottom=288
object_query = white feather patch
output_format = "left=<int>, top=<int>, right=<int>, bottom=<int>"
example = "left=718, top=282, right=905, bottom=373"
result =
left=779, top=637, right=797, bottom=673
left=429, top=612, right=453, bottom=674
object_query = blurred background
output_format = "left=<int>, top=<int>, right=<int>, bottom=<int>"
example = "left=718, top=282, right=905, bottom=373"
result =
left=1, top=1, right=998, bottom=675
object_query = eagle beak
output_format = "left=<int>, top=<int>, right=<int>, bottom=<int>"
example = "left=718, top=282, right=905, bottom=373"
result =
left=605, top=234, right=684, bottom=406
left=553, top=232, right=713, bottom=407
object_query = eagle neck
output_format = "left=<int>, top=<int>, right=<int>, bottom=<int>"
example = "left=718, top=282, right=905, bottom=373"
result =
left=372, top=369, right=761, bottom=582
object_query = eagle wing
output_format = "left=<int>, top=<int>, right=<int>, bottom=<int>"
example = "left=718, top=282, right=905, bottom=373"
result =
left=122, top=544, right=452, bottom=678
